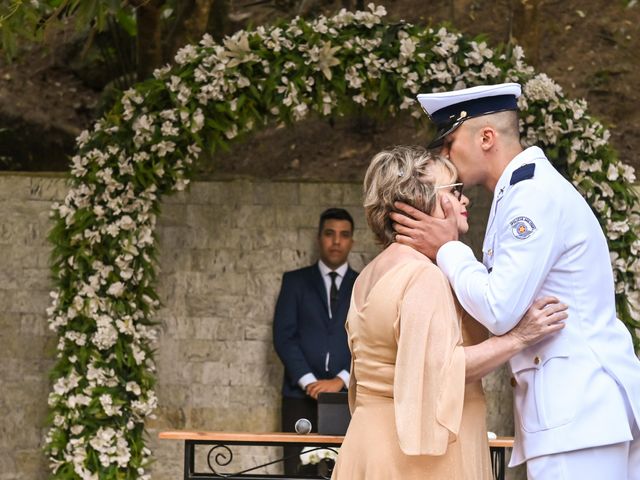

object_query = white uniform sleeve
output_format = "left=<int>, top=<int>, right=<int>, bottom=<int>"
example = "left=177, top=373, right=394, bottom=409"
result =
left=437, top=181, right=561, bottom=335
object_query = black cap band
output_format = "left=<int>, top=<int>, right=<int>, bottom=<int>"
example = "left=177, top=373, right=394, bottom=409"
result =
left=430, top=94, right=518, bottom=125
left=427, top=94, right=519, bottom=149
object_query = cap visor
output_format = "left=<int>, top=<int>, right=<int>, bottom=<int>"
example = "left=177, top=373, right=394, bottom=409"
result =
left=427, top=119, right=464, bottom=150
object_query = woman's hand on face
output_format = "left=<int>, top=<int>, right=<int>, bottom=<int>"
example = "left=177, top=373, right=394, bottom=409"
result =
left=509, top=296, right=568, bottom=348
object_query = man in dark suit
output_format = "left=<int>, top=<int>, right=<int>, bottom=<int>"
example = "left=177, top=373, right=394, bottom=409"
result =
left=273, top=207, right=358, bottom=475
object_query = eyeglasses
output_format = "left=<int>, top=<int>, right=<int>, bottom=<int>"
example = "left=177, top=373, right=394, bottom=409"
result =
left=435, top=182, right=464, bottom=200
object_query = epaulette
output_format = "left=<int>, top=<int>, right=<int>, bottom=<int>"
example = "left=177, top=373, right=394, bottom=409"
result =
left=510, top=163, right=536, bottom=185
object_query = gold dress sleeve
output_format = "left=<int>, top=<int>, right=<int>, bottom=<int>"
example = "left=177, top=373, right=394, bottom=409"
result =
left=393, top=264, right=466, bottom=456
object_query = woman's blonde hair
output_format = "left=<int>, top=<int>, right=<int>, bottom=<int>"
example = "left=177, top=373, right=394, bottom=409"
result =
left=363, top=145, right=457, bottom=247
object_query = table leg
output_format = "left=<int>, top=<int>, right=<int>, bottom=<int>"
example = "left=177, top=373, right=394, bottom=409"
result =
left=491, top=447, right=505, bottom=480
left=184, top=440, right=195, bottom=480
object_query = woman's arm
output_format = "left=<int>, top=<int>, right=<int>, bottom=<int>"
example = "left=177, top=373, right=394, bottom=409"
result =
left=464, top=296, right=567, bottom=383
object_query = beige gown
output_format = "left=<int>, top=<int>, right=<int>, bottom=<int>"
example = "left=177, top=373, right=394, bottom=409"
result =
left=331, top=246, right=493, bottom=480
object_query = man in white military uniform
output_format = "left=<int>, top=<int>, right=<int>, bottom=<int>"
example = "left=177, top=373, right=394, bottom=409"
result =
left=391, top=83, right=640, bottom=479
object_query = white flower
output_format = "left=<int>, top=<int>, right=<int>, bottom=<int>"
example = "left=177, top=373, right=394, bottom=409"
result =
left=306, top=42, right=341, bottom=80
left=106, top=224, right=120, bottom=237
left=175, top=178, right=190, bottom=191
left=100, top=394, right=122, bottom=416
left=465, top=41, right=493, bottom=65
left=345, top=66, right=364, bottom=89
left=65, top=331, right=87, bottom=346
left=161, top=121, right=179, bottom=137
left=76, top=130, right=90, bottom=148
left=131, top=391, right=158, bottom=417
left=67, top=393, right=91, bottom=408
left=107, top=282, right=125, bottom=298
left=116, top=316, right=136, bottom=336
left=132, top=344, right=147, bottom=365
left=353, top=93, right=367, bottom=105
left=292, top=102, right=309, bottom=121
left=174, top=44, right=199, bottom=64
left=607, top=220, right=630, bottom=240
left=607, top=163, right=620, bottom=181
left=222, top=32, right=259, bottom=68
left=192, top=109, right=205, bottom=132
left=151, top=140, right=176, bottom=157
left=432, top=28, right=460, bottom=57
left=126, top=381, right=142, bottom=396
left=118, top=215, right=136, bottom=231
left=321, top=94, right=334, bottom=115
left=53, top=370, right=81, bottom=395
left=93, top=316, right=119, bottom=350
left=622, top=164, right=637, bottom=183
left=353, top=3, right=386, bottom=28
left=399, top=37, right=417, bottom=60
left=300, top=446, right=339, bottom=465
left=153, top=64, right=171, bottom=78
left=480, top=62, right=501, bottom=79
left=524, top=73, right=563, bottom=102
left=225, top=124, right=238, bottom=139
left=398, top=94, right=415, bottom=111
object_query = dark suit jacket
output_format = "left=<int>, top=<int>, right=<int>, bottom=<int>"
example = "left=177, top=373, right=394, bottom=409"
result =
left=273, top=263, right=358, bottom=399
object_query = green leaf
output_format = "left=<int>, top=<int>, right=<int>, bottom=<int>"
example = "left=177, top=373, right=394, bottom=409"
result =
left=116, top=8, right=137, bottom=37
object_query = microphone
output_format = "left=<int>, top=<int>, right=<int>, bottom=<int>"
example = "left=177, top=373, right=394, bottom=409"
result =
left=294, top=418, right=312, bottom=434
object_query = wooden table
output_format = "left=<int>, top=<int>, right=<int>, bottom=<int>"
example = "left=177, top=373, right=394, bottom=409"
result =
left=159, top=431, right=514, bottom=480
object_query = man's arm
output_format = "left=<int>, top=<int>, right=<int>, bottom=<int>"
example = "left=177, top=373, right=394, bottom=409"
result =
left=439, top=183, right=561, bottom=335
left=272, top=273, right=315, bottom=385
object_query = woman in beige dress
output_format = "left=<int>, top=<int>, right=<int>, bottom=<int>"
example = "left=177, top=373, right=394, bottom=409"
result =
left=331, top=146, right=567, bottom=480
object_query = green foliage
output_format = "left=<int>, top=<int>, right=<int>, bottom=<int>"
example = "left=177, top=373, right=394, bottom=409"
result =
left=0, top=0, right=137, bottom=59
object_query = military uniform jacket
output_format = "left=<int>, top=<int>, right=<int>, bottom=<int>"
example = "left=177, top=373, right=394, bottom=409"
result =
left=437, top=146, right=640, bottom=465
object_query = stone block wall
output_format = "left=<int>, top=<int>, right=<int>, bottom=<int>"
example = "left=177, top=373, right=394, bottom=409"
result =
left=0, top=175, right=69, bottom=480
left=148, top=179, right=381, bottom=478
left=0, top=174, right=518, bottom=479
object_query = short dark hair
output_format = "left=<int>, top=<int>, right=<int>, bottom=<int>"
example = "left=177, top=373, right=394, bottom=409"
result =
left=318, top=208, right=354, bottom=235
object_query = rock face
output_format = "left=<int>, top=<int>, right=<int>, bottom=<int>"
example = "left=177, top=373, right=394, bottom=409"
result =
left=0, top=174, right=524, bottom=479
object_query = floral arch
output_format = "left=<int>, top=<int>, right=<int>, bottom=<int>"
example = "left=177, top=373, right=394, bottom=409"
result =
left=44, top=4, right=640, bottom=479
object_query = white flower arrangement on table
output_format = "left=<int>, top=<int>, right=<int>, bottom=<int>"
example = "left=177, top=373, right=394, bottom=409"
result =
left=44, top=3, right=640, bottom=479
left=300, top=446, right=340, bottom=465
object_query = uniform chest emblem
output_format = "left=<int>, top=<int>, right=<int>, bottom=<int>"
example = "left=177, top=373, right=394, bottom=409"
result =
left=510, top=216, right=536, bottom=239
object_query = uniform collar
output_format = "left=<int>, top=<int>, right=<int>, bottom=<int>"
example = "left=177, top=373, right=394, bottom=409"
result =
left=485, top=146, right=546, bottom=234
left=493, top=146, right=546, bottom=200
left=318, top=260, right=349, bottom=278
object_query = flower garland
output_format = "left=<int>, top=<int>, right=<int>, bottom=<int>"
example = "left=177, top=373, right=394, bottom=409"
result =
left=44, top=4, right=640, bottom=478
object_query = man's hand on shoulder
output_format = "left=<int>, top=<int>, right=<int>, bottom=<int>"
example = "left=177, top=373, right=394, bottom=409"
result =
left=306, top=377, right=345, bottom=400
left=390, top=196, right=459, bottom=260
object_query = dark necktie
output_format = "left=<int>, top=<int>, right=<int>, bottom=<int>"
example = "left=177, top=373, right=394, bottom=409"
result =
left=328, top=271, right=339, bottom=316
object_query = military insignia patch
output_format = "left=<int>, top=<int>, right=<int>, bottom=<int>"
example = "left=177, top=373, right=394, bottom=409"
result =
left=510, top=216, right=536, bottom=239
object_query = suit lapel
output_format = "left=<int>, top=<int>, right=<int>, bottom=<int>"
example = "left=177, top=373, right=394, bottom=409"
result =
left=310, top=265, right=330, bottom=319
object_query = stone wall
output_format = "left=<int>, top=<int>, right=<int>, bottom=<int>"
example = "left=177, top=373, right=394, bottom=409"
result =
left=0, top=175, right=68, bottom=479
left=0, top=174, right=518, bottom=480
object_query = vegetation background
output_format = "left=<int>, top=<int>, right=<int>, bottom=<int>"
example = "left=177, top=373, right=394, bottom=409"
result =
left=0, top=0, right=638, bottom=181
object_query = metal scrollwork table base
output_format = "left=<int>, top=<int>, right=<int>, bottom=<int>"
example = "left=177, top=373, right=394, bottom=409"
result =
left=159, top=431, right=513, bottom=480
